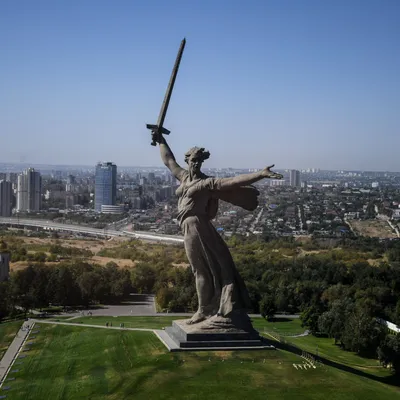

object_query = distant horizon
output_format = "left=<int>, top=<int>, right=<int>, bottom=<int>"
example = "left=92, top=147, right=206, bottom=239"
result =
left=0, top=161, right=398, bottom=174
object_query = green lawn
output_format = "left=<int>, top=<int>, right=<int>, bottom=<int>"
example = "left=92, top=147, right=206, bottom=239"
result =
left=253, top=319, right=389, bottom=378
left=290, top=335, right=387, bottom=377
left=251, top=317, right=304, bottom=335
left=0, top=320, right=22, bottom=359
left=6, top=324, right=400, bottom=400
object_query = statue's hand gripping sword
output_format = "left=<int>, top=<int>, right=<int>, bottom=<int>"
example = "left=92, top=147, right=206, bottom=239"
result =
left=146, top=38, right=186, bottom=146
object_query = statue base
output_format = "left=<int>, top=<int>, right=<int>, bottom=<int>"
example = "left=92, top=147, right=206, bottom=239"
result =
left=155, top=316, right=275, bottom=352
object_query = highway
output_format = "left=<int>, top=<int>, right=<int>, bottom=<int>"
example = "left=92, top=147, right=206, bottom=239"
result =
left=0, top=217, right=184, bottom=244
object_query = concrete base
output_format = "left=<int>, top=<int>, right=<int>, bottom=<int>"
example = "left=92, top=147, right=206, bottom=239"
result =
left=155, top=319, right=275, bottom=352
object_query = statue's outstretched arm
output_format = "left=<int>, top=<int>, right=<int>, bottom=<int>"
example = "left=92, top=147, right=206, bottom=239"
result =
left=157, top=135, right=186, bottom=181
left=217, top=165, right=283, bottom=190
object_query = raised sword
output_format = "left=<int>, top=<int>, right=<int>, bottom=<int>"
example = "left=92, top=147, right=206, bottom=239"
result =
left=146, top=38, right=186, bottom=146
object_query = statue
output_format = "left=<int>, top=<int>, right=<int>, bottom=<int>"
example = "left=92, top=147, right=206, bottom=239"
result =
left=154, top=134, right=283, bottom=327
left=146, top=38, right=283, bottom=334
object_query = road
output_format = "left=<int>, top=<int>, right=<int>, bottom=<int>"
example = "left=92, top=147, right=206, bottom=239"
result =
left=0, top=217, right=184, bottom=244
left=75, top=294, right=157, bottom=317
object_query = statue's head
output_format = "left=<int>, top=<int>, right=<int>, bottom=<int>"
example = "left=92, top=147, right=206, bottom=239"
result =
left=184, top=147, right=210, bottom=174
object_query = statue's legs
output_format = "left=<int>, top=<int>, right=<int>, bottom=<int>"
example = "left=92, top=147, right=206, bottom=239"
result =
left=187, top=267, right=216, bottom=324
left=182, top=217, right=219, bottom=324
left=181, top=215, right=251, bottom=325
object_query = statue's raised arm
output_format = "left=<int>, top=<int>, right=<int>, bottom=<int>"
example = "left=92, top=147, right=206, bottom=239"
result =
left=155, top=134, right=186, bottom=181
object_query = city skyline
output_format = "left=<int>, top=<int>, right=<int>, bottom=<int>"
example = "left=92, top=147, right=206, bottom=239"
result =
left=1, top=161, right=400, bottom=174
left=1, top=1, right=399, bottom=171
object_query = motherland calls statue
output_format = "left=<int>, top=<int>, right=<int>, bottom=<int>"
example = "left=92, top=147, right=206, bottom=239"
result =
left=147, top=38, right=283, bottom=333
left=153, top=134, right=283, bottom=330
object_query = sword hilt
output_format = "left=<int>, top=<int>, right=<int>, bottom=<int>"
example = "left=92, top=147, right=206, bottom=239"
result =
left=151, top=132, right=158, bottom=146
left=146, top=124, right=171, bottom=146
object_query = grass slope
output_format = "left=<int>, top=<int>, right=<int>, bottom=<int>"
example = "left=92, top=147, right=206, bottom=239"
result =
left=290, top=335, right=387, bottom=377
left=253, top=317, right=304, bottom=335
left=6, top=324, right=400, bottom=400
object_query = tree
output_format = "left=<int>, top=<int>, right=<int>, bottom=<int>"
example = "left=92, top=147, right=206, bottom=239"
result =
left=29, top=264, right=51, bottom=308
left=77, top=270, right=101, bottom=306
left=300, top=302, right=325, bottom=334
left=318, top=299, right=354, bottom=344
left=341, top=307, right=385, bottom=356
left=11, top=266, right=37, bottom=314
left=51, top=266, right=81, bottom=307
left=259, top=294, right=276, bottom=321
left=395, top=299, right=400, bottom=326
left=156, top=287, right=174, bottom=310
left=377, top=334, right=400, bottom=376
left=0, top=281, right=12, bottom=321
left=131, top=263, right=157, bottom=294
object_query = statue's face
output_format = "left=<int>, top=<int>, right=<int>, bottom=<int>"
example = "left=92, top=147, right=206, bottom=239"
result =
left=188, top=154, right=202, bottom=174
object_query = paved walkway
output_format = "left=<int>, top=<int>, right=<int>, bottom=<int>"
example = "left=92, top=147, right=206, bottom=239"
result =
left=290, top=330, right=310, bottom=338
left=29, top=319, right=154, bottom=332
left=56, top=310, right=299, bottom=319
left=65, top=316, right=81, bottom=321
left=0, top=322, right=34, bottom=385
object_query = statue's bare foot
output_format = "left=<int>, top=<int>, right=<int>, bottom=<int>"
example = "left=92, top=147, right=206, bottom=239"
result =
left=186, top=311, right=207, bottom=325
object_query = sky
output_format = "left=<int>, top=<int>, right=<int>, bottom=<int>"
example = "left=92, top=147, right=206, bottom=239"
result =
left=1, top=0, right=399, bottom=171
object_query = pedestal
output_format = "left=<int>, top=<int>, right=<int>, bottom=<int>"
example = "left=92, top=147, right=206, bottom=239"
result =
left=155, top=318, right=275, bottom=352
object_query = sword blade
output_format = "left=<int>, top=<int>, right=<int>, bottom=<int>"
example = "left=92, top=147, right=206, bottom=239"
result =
left=156, top=38, right=186, bottom=130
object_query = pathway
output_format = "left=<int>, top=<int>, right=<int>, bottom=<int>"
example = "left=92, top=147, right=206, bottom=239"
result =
left=0, top=322, right=33, bottom=386
left=29, top=319, right=154, bottom=332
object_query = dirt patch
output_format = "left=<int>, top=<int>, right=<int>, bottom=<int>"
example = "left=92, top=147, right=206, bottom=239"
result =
left=171, top=262, right=189, bottom=268
left=12, top=236, right=130, bottom=254
left=6, top=234, right=186, bottom=271
left=10, top=257, right=138, bottom=270
left=10, top=261, right=61, bottom=271
left=90, top=256, right=137, bottom=268
left=298, top=249, right=328, bottom=256
left=351, top=220, right=397, bottom=238
left=212, top=351, right=234, bottom=359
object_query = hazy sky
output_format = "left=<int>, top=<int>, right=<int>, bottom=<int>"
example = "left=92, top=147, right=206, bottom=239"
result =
left=1, top=0, right=399, bottom=171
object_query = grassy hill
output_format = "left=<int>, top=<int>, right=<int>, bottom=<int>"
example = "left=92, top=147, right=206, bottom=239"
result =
left=5, top=322, right=399, bottom=400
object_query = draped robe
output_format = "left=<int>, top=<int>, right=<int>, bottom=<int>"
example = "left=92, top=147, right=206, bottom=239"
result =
left=176, top=171, right=259, bottom=318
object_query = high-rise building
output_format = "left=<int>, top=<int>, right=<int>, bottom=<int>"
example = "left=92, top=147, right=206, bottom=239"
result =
left=17, top=168, right=42, bottom=212
left=269, top=179, right=285, bottom=187
left=66, top=175, right=76, bottom=192
left=289, top=170, right=301, bottom=187
left=0, top=180, right=13, bottom=217
left=95, top=162, right=117, bottom=212
left=6, top=173, right=18, bottom=184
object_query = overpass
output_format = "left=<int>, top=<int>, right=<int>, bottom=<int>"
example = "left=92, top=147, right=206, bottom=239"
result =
left=0, top=217, right=184, bottom=244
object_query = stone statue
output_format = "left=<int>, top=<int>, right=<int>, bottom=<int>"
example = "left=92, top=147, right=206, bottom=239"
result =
left=155, top=135, right=283, bottom=329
